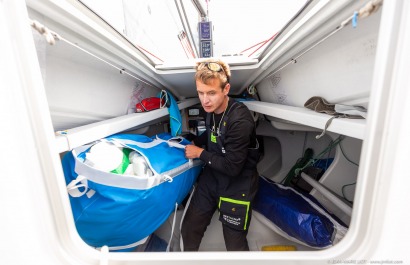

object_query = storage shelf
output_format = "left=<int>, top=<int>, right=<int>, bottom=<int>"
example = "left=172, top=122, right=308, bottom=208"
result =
left=243, top=101, right=366, bottom=140
left=55, top=98, right=199, bottom=153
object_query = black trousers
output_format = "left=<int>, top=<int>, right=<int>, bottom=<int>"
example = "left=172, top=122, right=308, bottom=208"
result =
left=181, top=175, right=251, bottom=251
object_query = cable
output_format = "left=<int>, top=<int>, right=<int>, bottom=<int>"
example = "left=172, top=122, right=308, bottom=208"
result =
left=338, top=139, right=359, bottom=203
left=295, top=136, right=344, bottom=176
left=341, top=182, right=356, bottom=204
left=247, top=33, right=278, bottom=58
left=339, top=140, right=359, bottom=167
left=135, top=45, right=164, bottom=63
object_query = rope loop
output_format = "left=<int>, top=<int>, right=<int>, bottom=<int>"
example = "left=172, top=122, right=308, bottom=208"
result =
left=160, top=90, right=169, bottom=108
left=163, top=175, right=173, bottom=183
left=247, top=85, right=257, bottom=95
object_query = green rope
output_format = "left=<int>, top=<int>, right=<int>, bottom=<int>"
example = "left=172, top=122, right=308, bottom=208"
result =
left=281, top=148, right=313, bottom=186
left=281, top=136, right=344, bottom=186
left=296, top=136, right=344, bottom=175
left=281, top=135, right=360, bottom=204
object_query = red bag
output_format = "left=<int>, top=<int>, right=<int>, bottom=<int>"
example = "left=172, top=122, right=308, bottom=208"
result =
left=135, top=97, right=165, bottom=112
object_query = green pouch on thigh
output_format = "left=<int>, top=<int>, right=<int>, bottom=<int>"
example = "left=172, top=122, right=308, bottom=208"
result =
left=218, top=197, right=250, bottom=231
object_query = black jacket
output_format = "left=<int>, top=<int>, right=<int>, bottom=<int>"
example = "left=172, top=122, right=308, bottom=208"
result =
left=194, top=98, right=259, bottom=197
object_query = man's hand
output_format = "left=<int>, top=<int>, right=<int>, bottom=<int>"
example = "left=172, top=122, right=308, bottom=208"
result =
left=185, top=144, right=204, bottom=159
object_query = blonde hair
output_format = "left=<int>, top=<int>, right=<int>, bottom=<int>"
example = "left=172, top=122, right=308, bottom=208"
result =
left=195, top=58, right=231, bottom=89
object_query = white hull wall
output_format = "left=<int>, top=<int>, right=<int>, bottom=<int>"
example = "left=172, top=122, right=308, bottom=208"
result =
left=30, top=8, right=162, bottom=132
left=256, top=9, right=381, bottom=108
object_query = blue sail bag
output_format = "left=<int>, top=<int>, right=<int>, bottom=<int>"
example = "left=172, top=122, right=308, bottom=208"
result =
left=61, top=133, right=202, bottom=251
left=253, top=176, right=347, bottom=248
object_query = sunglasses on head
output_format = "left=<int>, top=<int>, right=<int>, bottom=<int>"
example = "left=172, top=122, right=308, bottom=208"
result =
left=198, top=62, right=229, bottom=82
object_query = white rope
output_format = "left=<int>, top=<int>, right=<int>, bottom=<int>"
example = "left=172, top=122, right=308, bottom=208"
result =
left=30, top=20, right=61, bottom=45
left=66, top=175, right=88, bottom=197
left=358, top=0, right=383, bottom=19
left=316, top=116, right=337, bottom=140
left=162, top=175, right=173, bottom=182
left=247, top=85, right=257, bottom=95
left=160, top=89, right=169, bottom=108
left=166, top=203, right=178, bottom=252
left=179, top=186, right=196, bottom=252
left=341, top=0, right=383, bottom=27
left=96, top=236, right=148, bottom=251
left=29, top=19, right=153, bottom=87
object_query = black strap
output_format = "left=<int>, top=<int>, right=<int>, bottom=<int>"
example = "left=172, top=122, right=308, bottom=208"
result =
left=218, top=102, right=239, bottom=144
left=205, top=101, right=239, bottom=130
left=205, top=101, right=240, bottom=148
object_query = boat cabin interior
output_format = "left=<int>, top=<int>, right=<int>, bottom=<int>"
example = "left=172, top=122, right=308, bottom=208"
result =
left=2, top=0, right=409, bottom=264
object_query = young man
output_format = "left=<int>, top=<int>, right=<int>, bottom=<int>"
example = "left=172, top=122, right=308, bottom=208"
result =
left=182, top=59, right=259, bottom=251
